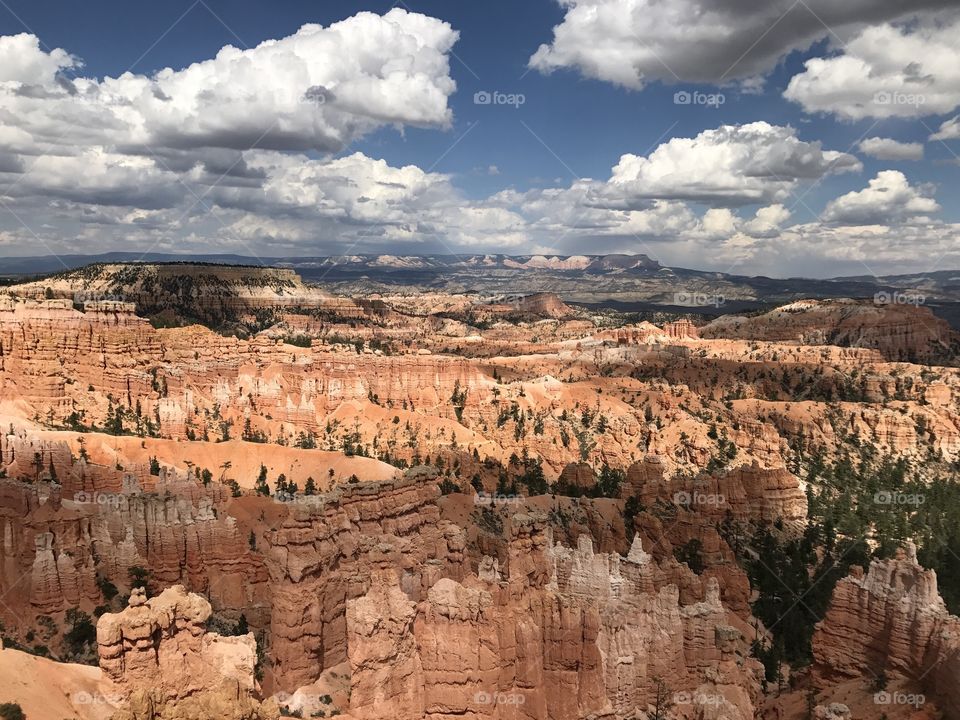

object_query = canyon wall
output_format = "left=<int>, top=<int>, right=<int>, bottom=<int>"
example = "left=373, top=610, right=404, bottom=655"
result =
left=0, top=476, right=269, bottom=622
left=813, top=544, right=960, bottom=719
left=266, top=469, right=468, bottom=690
left=346, top=517, right=763, bottom=720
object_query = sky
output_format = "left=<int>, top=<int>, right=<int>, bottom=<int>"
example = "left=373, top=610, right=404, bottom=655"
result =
left=0, top=0, right=958, bottom=278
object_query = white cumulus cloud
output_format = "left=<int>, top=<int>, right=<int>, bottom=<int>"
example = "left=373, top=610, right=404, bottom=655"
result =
left=930, top=115, right=960, bottom=140
left=529, top=0, right=949, bottom=89
left=822, top=171, right=940, bottom=224
left=0, top=8, right=458, bottom=162
left=784, top=13, right=960, bottom=119
left=858, top=138, right=924, bottom=161
left=602, top=122, right=860, bottom=206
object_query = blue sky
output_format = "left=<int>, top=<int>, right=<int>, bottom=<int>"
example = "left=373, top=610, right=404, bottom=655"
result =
left=0, top=0, right=958, bottom=276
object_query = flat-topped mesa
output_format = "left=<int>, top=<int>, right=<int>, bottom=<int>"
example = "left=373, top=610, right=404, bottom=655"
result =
left=813, top=543, right=960, bottom=719
left=700, top=298, right=958, bottom=362
left=464, top=291, right=574, bottom=321
left=10, top=262, right=345, bottom=325
left=97, top=585, right=278, bottom=720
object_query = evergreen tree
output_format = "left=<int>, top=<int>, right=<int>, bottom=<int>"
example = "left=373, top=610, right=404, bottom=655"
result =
left=254, top=465, right=270, bottom=496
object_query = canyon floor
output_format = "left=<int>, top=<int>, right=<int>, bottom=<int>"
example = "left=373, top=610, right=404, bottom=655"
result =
left=1, top=262, right=959, bottom=720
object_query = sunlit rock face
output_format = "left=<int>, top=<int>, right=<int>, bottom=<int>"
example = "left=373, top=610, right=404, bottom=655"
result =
left=813, top=544, right=960, bottom=718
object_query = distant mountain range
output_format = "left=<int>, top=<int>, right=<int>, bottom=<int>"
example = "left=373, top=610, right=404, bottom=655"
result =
left=0, top=251, right=662, bottom=276
left=4, top=252, right=960, bottom=326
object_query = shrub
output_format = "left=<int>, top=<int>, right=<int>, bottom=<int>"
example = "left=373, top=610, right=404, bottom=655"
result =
left=0, top=702, right=25, bottom=720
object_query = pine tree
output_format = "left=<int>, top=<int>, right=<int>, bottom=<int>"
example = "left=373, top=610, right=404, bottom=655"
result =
left=254, top=465, right=270, bottom=496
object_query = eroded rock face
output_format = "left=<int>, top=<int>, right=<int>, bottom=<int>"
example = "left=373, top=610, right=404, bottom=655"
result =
left=98, top=586, right=254, bottom=693
left=3, top=293, right=959, bottom=490
left=814, top=703, right=851, bottom=720
left=5, top=278, right=960, bottom=719
left=347, top=569, right=425, bottom=720
left=0, top=298, right=162, bottom=413
left=266, top=471, right=468, bottom=690
left=0, top=478, right=267, bottom=618
left=625, top=456, right=808, bottom=525
left=97, top=584, right=277, bottom=720
left=111, top=681, right=278, bottom=720
left=664, top=318, right=699, bottom=339
left=345, top=521, right=763, bottom=720
left=813, top=544, right=960, bottom=718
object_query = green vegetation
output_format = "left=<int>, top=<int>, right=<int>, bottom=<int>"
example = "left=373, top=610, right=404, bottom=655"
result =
left=718, top=435, right=960, bottom=671
left=438, top=477, right=461, bottom=495
left=450, top=380, right=468, bottom=422
left=804, top=441, right=960, bottom=614
left=294, top=431, right=317, bottom=449
left=63, top=608, right=97, bottom=662
left=282, top=334, right=313, bottom=348
left=96, top=575, right=118, bottom=604
left=0, top=702, right=25, bottom=720
left=737, top=520, right=869, bottom=668
left=128, top=566, right=152, bottom=596
left=254, top=465, right=271, bottom=496
left=552, top=464, right=625, bottom=498
left=512, top=451, right=547, bottom=495
left=207, top=613, right=250, bottom=637
left=673, top=538, right=705, bottom=574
